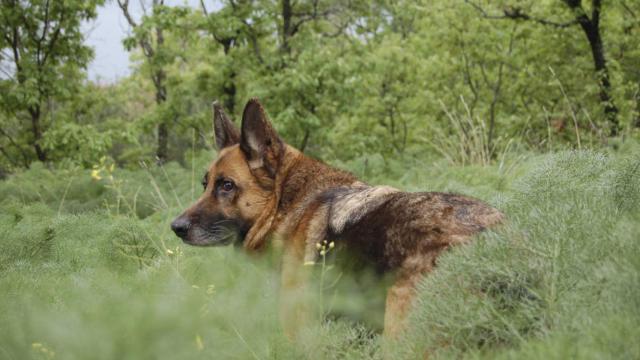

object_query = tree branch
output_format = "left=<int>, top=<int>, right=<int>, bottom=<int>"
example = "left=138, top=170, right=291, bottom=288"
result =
left=41, top=12, right=64, bottom=66
left=199, top=0, right=208, bottom=16
left=621, top=1, right=637, bottom=18
left=10, top=26, right=22, bottom=77
left=465, top=0, right=579, bottom=28
left=117, top=0, right=156, bottom=58
left=117, top=0, right=138, bottom=27
left=35, top=0, right=51, bottom=66
left=591, top=0, right=601, bottom=28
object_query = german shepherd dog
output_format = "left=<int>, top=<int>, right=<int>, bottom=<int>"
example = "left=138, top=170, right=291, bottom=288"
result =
left=171, top=99, right=504, bottom=338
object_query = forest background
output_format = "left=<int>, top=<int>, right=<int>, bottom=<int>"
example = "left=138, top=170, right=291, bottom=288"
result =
left=2, top=0, right=639, bottom=170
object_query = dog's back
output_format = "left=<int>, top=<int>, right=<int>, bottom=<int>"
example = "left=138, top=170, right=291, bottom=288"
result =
left=326, top=188, right=504, bottom=272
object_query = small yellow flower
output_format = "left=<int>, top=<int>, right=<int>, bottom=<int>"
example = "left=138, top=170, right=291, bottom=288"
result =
left=166, top=249, right=174, bottom=255
left=32, top=343, right=55, bottom=359
left=320, top=250, right=326, bottom=256
left=329, top=241, right=335, bottom=249
left=303, top=261, right=316, bottom=266
left=91, top=169, right=102, bottom=180
left=315, top=243, right=322, bottom=250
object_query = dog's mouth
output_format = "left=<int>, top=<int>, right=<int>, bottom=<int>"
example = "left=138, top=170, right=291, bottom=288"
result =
left=182, top=224, right=239, bottom=247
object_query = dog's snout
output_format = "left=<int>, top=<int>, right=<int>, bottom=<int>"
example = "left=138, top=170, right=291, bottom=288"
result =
left=171, top=216, right=190, bottom=239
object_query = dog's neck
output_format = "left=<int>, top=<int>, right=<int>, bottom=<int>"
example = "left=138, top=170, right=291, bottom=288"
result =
left=242, top=145, right=303, bottom=251
left=278, top=146, right=359, bottom=215
left=242, top=145, right=359, bottom=251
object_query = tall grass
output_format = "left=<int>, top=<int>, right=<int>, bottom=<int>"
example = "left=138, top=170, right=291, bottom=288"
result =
left=0, top=144, right=639, bottom=359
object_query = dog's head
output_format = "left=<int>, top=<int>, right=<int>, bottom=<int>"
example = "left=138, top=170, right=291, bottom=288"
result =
left=171, top=99, right=285, bottom=247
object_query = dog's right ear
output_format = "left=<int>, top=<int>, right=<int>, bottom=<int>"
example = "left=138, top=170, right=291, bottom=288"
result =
left=213, top=101, right=240, bottom=150
left=240, top=98, right=283, bottom=177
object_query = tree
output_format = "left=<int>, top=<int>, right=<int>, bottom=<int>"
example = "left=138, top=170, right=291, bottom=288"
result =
left=117, top=0, right=188, bottom=163
left=199, top=0, right=260, bottom=114
left=0, top=0, right=103, bottom=166
left=465, top=0, right=620, bottom=136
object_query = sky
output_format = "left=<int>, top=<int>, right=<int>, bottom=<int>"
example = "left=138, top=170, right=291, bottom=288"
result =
left=84, top=0, right=207, bottom=84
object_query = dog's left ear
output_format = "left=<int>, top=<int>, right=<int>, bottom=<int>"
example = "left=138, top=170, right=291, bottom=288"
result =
left=240, top=98, right=283, bottom=177
left=213, top=101, right=240, bottom=150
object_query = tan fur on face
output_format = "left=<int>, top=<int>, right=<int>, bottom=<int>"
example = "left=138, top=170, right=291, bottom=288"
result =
left=206, top=145, right=272, bottom=225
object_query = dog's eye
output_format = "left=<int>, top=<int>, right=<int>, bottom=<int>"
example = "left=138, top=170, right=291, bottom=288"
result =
left=221, top=180, right=235, bottom=192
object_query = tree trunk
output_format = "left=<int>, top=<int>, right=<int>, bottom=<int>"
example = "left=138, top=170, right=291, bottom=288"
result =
left=281, top=0, right=293, bottom=55
left=223, top=71, right=236, bottom=115
left=154, top=77, right=168, bottom=164
left=221, top=41, right=236, bottom=114
left=153, top=66, right=168, bottom=163
left=28, top=106, right=47, bottom=162
left=569, top=0, right=619, bottom=135
left=581, top=23, right=618, bottom=135
left=154, top=25, right=168, bottom=164
left=157, top=121, right=168, bottom=164
left=299, top=129, right=310, bottom=153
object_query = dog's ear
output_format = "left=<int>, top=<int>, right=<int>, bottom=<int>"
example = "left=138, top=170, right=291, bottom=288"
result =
left=240, top=98, right=283, bottom=177
left=213, top=101, right=240, bottom=150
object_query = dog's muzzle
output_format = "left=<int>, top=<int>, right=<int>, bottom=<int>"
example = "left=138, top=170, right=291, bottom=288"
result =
left=170, top=216, right=190, bottom=239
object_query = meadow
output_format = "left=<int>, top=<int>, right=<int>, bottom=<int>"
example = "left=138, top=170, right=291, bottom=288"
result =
left=1, top=142, right=639, bottom=360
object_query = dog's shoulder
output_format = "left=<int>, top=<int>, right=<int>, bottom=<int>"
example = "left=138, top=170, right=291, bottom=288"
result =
left=317, top=183, right=399, bottom=235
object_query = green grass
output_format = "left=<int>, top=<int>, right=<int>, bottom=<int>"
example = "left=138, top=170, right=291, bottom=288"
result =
left=0, top=146, right=639, bottom=359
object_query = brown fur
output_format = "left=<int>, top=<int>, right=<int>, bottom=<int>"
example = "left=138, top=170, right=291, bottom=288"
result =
left=171, top=99, right=504, bottom=339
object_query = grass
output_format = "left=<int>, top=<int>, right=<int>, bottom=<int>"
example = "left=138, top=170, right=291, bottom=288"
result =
left=0, top=144, right=639, bottom=359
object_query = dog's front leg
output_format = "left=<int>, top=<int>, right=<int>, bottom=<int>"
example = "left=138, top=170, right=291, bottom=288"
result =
left=279, top=247, right=312, bottom=340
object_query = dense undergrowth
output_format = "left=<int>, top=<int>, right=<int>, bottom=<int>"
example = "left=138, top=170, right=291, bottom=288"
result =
left=1, top=143, right=639, bottom=359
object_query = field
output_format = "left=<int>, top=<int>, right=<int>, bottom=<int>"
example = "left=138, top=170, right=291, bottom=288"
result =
left=1, top=144, right=639, bottom=360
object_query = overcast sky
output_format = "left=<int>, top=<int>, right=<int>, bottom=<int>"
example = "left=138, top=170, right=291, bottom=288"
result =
left=84, top=0, right=207, bottom=84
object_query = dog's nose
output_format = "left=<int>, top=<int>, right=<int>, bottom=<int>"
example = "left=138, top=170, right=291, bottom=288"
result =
left=171, top=216, right=190, bottom=239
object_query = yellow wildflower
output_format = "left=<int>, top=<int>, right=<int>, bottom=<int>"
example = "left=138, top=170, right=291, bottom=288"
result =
left=91, top=169, right=102, bottom=180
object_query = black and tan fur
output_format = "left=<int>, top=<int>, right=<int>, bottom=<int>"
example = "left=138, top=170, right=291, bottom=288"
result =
left=171, top=99, right=504, bottom=338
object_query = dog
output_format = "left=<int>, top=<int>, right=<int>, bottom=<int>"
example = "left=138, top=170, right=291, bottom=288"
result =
left=171, top=98, right=504, bottom=338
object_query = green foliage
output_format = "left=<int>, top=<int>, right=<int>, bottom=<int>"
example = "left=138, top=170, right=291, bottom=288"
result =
left=0, top=0, right=104, bottom=167
left=3, top=0, right=640, bottom=170
left=103, top=0, right=639, bottom=167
